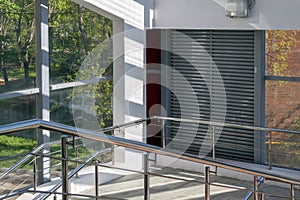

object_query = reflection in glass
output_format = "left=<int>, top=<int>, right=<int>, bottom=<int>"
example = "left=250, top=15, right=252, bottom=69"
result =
left=0, top=95, right=36, bottom=171
left=49, top=0, right=112, bottom=84
left=266, top=30, right=300, bottom=77
left=266, top=80, right=300, bottom=168
left=0, top=1, right=36, bottom=93
left=0, top=95, right=36, bottom=126
left=50, top=82, right=113, bottom=129
left=50, top=88, right=74, bottom=126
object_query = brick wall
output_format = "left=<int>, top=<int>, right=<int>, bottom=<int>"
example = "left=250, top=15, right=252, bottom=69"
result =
left=266, top=31, right=300, bottom=130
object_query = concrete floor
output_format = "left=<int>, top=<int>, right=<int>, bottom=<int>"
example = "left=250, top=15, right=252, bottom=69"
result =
left=70, top=166, right=300, bottom=200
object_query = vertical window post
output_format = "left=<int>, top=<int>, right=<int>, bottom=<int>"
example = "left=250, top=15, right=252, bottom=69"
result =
left=35, top=0, right=50, bottom=184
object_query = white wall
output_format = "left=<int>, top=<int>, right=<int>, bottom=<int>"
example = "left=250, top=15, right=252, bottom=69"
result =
left=154, top=0, right=300, bottom=29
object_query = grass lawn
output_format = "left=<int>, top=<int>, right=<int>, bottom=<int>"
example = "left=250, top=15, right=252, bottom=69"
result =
left=0, top=135, right=36, bottom=169
left=0, top=65, right=36, bottom=94
left=0, top=134, right=100, bottom=171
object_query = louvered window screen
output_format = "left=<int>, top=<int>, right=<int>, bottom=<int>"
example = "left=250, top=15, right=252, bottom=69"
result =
left=168, top=30, right=258, bottom=162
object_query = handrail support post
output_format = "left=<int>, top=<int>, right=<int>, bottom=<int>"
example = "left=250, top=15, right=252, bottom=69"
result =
left=144, top=153, right=150, bottom=200
left=161, top=119, right=166, bottom=148
left=205, top=166, right=210, bottom=200
left=268, top=131, right=272, bottom=170
left=254, top=176, right=258, bottom=200
left=33, top=155, right=37, bottom=194
left=291, top=184, right=295, bottom=200
left=95, top=160, right=99, bottom=199
left=212, top=125, right=216, bottom=160
left=61, top=136, right=69, bottom=200
left=73, top=136, right=79, bottom=178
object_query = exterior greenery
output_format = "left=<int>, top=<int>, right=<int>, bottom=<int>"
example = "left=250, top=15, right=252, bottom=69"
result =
left=0, top=0, right=113, bottom=126
left=0, top=0, right=113, bottom=168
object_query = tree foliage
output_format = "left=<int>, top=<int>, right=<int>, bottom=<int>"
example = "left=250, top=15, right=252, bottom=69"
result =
left=265, top=30, right=300, bottom=133
left=266, top=30, right=297, bottom=76
left=0, top=0, right=113, bottom=127
left=0, top=0, right=34, bottom=89
left=48, top=0, right=113, bottom=127
left=49, top=0, right=112, bottom=83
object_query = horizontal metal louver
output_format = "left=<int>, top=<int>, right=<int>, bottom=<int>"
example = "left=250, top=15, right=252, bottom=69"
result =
left=168, top=30, right=256, bottom=162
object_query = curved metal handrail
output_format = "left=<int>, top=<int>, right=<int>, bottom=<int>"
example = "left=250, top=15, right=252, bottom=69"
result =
left=38, top=148, right=111, bottom=200
left=1, top=116, right=300, bottom=136
left=0, top=138, right=72, bottom=181
left=0, top=118, right=299, bottom=186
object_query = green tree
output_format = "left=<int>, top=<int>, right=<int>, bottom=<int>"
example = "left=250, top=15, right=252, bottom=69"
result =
left=0, top=0, right=20, bottom=88
left=266, top=30, right=298, bottom=129
left=266, top=30, right=297, bottom=76
left=49, top=0, right=113, bottom=127
left=0, top=0, right=113, bottom=127
left=49, top=0, right=112, bottom=83
left=16, top=0, right=35, bottom=86
left=0, top=0, right=35, bottom=90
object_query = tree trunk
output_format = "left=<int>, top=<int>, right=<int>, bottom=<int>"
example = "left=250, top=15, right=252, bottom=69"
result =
left=0, top=60, right=9, bottom=88
left=24, top=60, right=29, bottom=86
left=78, top=5, right=90, bottom=55
left=22, top=19, right=35, bottom=86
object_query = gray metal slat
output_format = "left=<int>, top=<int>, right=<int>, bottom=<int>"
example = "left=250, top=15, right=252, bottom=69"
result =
left=169, top=29, right=256, bottom=162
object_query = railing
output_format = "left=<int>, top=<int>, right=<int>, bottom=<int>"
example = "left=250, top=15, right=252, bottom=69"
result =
left=0, top=137, right=111, bottom=200
left=0, top=117, right=299, bottom=199
left=154, top=116, right=300, bottom=169
left=39, top=147, right=111, bottom=200
left=0, top=137, right=75, bottom=182
left=0, top=135, right=105, bottom=199
left=243, top=177, right=264, bottom=200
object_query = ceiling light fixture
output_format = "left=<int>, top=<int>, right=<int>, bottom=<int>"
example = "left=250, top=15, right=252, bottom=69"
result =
left=225, top=0, right=255, bottom=18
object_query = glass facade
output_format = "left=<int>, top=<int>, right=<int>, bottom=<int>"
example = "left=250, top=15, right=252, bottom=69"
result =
left=0, top=95, right=36, bottom=125
left=0, top=1, right=36, bottom=94
left=0, top=0, right=113, bottom=128
left=266, top=30, right=300, bottom=77
left=0, top=0, right=113, bottom=172
left=1, top=1, right=300, bottom=175
left=50, top=88, right=74, bottom=126
left=49, top=1, right=112, bottom=84
left=265, top=30, right=300, bottom=168
left=266, top=81, right=300, bottom=168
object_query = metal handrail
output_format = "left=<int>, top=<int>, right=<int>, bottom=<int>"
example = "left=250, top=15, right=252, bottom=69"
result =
left=0, top=118, right=300, bottom=186
left=153, top=116, right=300, bottom=169
left=243, top=176, right=264, bottom=200
left=153, top=116, right=300, bottom=135
left=0, top=138, right=72, bottom=181
left=2, top=116, right=300, bottom=137
left=38, top=148, right=111, bottom=200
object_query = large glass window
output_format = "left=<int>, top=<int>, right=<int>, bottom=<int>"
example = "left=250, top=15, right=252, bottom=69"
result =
left=0, top=95, right=36, bottom=125
left=0, top=1, right=114, bottom=192
left=49, top=0, right=112, bottom=84
left=266, top=30, right=300, bottom=77
left=265, top=30, right=300, bottom=168
left=0, top=1, right=36, bottom=93
left=266, top=80, right=300, bottom=168
left=0, top=0, right=113, bottom=175
left=0, top=0, right=113, bottom=127
left=50, top=81, right=113, bottom=129
left=48, top=0, right=113, bottom=128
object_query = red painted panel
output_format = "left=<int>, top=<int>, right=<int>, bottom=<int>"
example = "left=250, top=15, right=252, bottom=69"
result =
left=146, top=29, right=162, bottom=146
